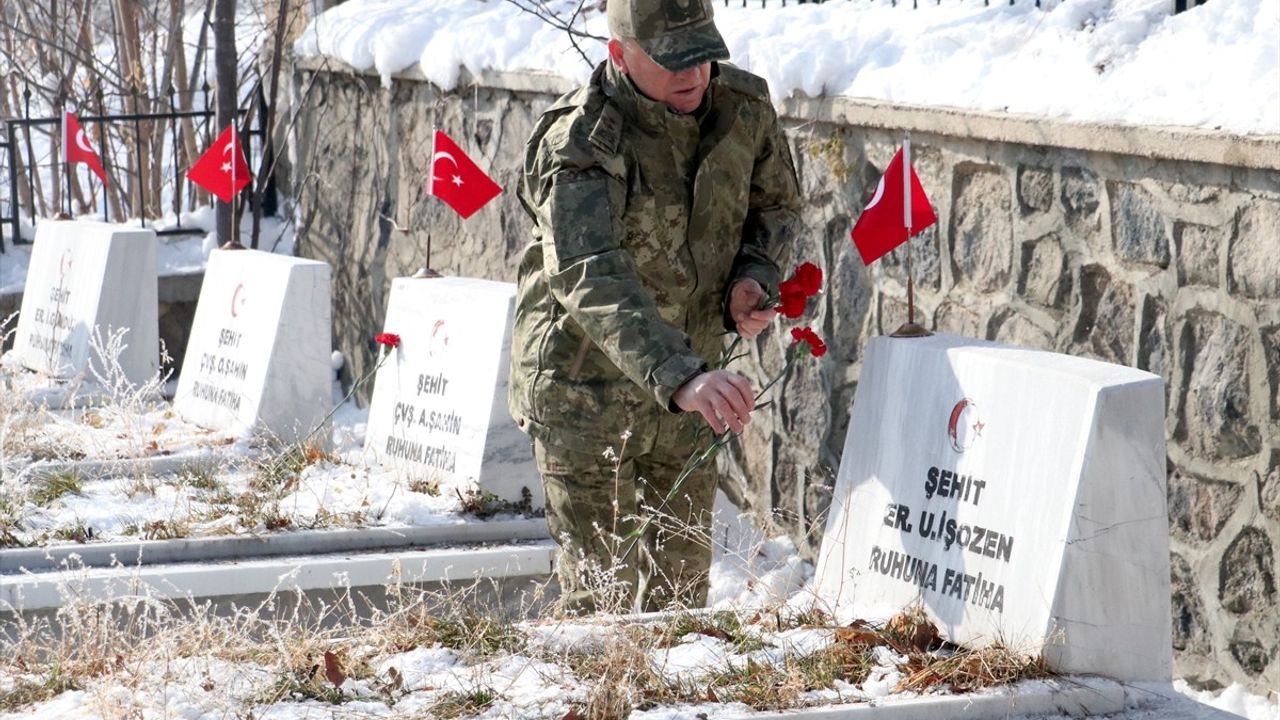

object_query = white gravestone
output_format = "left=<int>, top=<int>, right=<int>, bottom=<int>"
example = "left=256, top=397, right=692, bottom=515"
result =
left=815, top=334, right=1170, bottom=682
left=365, top=277, right=542, bottom=508
left=174, top=249, right=332, bottom=445
left=9, top=220, right=158, bottom=385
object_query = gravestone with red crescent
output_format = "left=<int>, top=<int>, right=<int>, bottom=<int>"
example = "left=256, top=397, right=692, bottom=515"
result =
left=364, top=276, right=541, bottom=508
left=173, top=249, right=332, bottom=445
left=814, top=333, right=1169, bottom=682
left=5, top=220, right=158, bottom=388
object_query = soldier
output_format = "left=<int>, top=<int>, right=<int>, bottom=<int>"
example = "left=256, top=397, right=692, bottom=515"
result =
left=510, top=0, right=801, bottom=613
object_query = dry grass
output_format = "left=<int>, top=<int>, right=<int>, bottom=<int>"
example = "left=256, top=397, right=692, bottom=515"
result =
left=0, top=325, right=1049, bottom=715
left=456, top=486, right=542, bottom=519
left=0, top=556, right=1054, bottom=719
left=429, top=686, right=500, bottom=718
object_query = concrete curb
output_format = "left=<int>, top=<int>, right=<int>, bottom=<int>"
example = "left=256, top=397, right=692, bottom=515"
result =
left=8, top=448, right=237, bottom=484
left=0, top=540, right=557, bottom=611
left=0, top=517, right=551, bottom=573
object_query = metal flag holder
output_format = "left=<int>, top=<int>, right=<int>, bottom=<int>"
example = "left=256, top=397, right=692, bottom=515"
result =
left=890, top=137, right=932, bottom=339
left=221, top=123, right=246, bottom=250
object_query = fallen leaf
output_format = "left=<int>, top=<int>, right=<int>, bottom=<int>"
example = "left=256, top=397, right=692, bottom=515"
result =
left=387, top=666, right=403, bottom=690
left=323, top=650, right=346, bottom=689
left=834, top=626, right=880, bottom=646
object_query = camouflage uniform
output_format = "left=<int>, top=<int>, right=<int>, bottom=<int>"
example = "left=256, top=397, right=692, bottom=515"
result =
left=511, top=42, right=800, bottom=612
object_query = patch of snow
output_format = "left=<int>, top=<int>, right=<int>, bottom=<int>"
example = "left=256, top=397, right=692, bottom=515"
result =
left=296, top=0, right=1279, bottom=135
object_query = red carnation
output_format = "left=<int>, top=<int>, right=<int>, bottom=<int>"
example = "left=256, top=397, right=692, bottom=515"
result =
left=790, top=326, right=827, bottom=358
left=790, top=262, right=823, bottom=297
left=776, top=261, right=823, bottom=318
left=374, top=332, right=401, bottom=349
left=777, top=285, right=808, bottom=319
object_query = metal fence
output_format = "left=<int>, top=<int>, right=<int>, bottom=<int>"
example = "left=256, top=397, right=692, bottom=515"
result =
left=0, top=84, right=276, bottom=249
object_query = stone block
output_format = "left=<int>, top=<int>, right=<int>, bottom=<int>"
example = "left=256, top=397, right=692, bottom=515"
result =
left=828, top=215, right=873, bottom=364
left=1262, top=325, right=1280, bottom=421
left=1176, top=310, right=1261, bottom=461
left=877, top=292, right=912, bottom=336
left=1260, top=451, right=1280, bottom=524
left=1171, top=552, right=1211, bottom=655
left=1168, top=183, right=1222, bottom=204
left=1138, top=294, right=1169, bottom=380
left=1219, top=526, right=1276, bottom=615
left=1072, top=264, right=1109, bottom=346
left=950, top=165, right=1013, bottom=293
left=815, top=334, right=1170, bottom=681
left=9, top=220, right=158, bottom=385
left=364, top=277, right=541, bottom=507
left=987, top=307, right=1053, bottom=351
left=1017, top=166, right=1053, bottom=215
left=1109, top=181, right=1170, bottom=268
left=1167, top=468, right=1243, bottom=545
left=1230, top=201, right=1280, bottom=299
left=1017, top=233, right=1070, bottom=310
left=174, top=249, right=333, bottom=445
left=934, top=300, right=983, bottom=338
left=1229, top=619, right=1276, bottom=677
left=1061, top=167, right=1101, bottom=237
left=1175, top=221, right=1225, bottom=287
left=1087, top=277, right=1135, bottom=365
left=881, top=225, right=941, bottom=292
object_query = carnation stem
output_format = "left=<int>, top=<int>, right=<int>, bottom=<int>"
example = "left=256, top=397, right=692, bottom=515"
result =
left=621, top=348, right=801, bottom=559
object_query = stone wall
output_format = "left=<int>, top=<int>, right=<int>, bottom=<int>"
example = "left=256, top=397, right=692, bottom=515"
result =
left=289, top=59, right=1280, bottom=690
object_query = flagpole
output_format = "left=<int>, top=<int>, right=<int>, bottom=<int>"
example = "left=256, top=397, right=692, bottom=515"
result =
left=426, top=129, right=435, bottom=269
left=903, top=137, right=913, bottom=326
left=413, top=129, right=440, bottom=279
left=223, top=124, right=245, bottom=250
left=891, top=135, right=932, bottom=339
left=62, top=110, right=71, bottom=218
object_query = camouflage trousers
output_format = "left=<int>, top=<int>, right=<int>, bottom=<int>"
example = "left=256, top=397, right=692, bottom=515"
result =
left=533, top=412, right=717, bottom=615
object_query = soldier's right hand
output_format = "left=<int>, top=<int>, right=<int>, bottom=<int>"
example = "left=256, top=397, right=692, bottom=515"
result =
left=672, top=370, right=756, bottom=435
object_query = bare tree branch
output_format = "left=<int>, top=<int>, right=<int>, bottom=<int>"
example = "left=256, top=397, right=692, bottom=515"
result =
left=502, top=0, right=605, bottom=68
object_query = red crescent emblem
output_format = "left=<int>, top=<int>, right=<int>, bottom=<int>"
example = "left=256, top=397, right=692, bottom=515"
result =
left=948, top=398, right=983, bottom=453
left=428, top=319, right=449, bottom=357
left=231, top=283, right=245, bottom=318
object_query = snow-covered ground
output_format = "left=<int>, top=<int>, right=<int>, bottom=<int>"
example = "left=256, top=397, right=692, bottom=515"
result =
left=296, top=0, right=1279, bottom=136
left=2, top=362, right=1277, bottom=719
left=0, top=1, right=1276, bottom=717
left=0, top=373, right=491, bottom=546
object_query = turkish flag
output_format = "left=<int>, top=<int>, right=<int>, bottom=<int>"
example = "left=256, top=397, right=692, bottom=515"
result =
left=187, top=124, right=251, bottom=203
left=428, top=129, right=501, bottom=219
left=63, top=111, right=107, bottom=185
left=850, top=145, right=937, bottom=266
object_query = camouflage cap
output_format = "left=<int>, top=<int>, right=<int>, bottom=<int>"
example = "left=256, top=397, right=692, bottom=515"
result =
left=608, top=0, right=730, bottom=72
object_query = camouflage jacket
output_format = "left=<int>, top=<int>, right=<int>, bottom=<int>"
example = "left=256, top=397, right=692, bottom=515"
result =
left=510, top=60, right=801, bottom=455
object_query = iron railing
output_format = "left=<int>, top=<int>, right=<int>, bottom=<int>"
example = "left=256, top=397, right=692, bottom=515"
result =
left=0, top=83, right=275, bottom=249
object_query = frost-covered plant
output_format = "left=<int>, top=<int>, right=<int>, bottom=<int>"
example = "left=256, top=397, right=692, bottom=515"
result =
left=86, top=325, right=172, bottom=413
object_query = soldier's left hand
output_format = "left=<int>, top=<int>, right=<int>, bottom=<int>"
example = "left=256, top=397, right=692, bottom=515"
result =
left=729, top=279, right=776, bottom=339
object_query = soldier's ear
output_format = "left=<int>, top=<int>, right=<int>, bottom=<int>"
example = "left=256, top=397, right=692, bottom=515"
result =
left=607, top=38, right=629, bottom=74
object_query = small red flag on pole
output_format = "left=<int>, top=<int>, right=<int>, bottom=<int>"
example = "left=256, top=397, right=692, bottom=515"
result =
left=187, top=124, right=251, bottom=203
left=850, top=143, right=936, bottom=266
left=63, top=111, right=108, bottom=185
left=427, top=129, right=501, bottom=220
